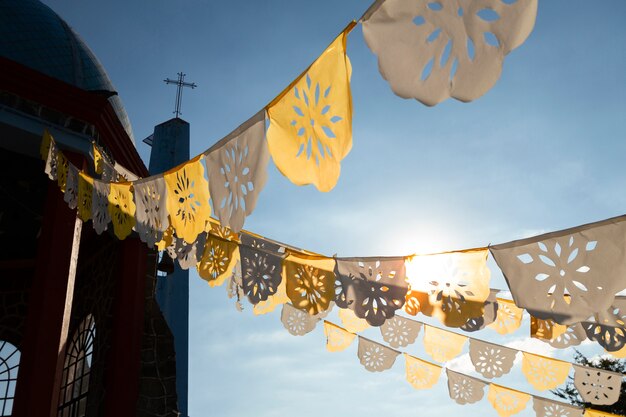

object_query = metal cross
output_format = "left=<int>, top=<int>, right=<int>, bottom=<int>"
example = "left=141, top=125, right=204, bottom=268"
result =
left=164, top=72, right=197, bottom=118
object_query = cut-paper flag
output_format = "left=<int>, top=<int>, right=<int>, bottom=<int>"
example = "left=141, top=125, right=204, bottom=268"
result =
left=108, top=182, right=136, bottom=240
left=281, top=303, right=318, bottom=336
left=573, top=365, right=622, bottom=406
left=63, top=164, right=79, bottom=210
left=324, top=321, right=356, bottom=352
left=338, top=308, right=370, bottom=334
left=205, top=111, right=269, bottom=233
left=488, top=299, right=523, bottom=335
left=357, top=336, right=400, bottom=372
left=469, top=338, right=517, bottom=379
left=335, top=256, right=408, bottom=326
left=446, top=369, right=487, bottom=405
left=239, top=232, right=285, bottom=305
left=581, top=296, right=626, bottom=352
left=164, top=156, right=211, bottom=244
left=404, top=353, right=441, bottom=390
left=133, top=176, right=168, bottom=248
left=77, top=172, right=93, bottom=222
left=361, top=0, right=538, bottom=106
left=487, top=384, right=531, bottom=417
left=490, top=216, right=626, bottom=325
left=423, top=325, right=467, bottom=363
left=405, top=249, right=491, bottom=327
left=532, top=397, right=583, bottom=417
left=267, top=23, right=354, bottom=192
left=461, top=289, right=500, bottom=332
left=198, top=233, right=240, bottom=288
left=521, top=352, right=571, bottom=391
left=91, top=179, right=111, bottom=234
left=284, top=252, right=335, bottom=315
left=380, top=315, right=421, bottom=348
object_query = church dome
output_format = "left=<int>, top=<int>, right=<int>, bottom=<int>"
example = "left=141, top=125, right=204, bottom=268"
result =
left=0, top=0, right=135, bottom=143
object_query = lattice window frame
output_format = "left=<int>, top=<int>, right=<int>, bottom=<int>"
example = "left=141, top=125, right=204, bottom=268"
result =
left=0, top=340, right=20, bottom=416
left=57, top=314, right=96, bottom=417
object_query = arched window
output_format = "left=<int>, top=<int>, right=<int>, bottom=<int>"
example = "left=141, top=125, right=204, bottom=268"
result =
left=57, top=314, right=96, bottom=417
left=0, top=341, right=20, bottom=416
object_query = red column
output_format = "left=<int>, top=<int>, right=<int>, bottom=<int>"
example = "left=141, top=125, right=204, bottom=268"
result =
left=104, top=238, right=148, bottom=416
left=12, top=183, right=81, bottom=417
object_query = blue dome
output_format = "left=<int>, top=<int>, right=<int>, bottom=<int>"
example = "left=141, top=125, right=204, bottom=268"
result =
left=0, top=0, right=134, bottom=143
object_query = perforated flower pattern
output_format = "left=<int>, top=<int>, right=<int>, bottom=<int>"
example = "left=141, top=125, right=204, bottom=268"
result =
left=405, top=354, right=441, bottom=390
left=362, top=0, right=538, bottom=105
left=521, top=352, right=571, bottom=391
left=581, top=298, right=626, bottom=352
left=108, top=182, right=136, bottom=240
left=405, top=250, right=491, bottom=327
left=488, top=299, right=523, bottom=335
left=239, top=233, right=284, bottom=305
left=446, top=369, right=487, bottom=405
left=285, top=256, right=334, bottom=316
left=77, top=172, right=93, bottom=222
left=267, top=27, right=353, bottom=192
left=198, top=234, right=239, bottom=287
left=380, top=315, right=421, bottom=348
left=335, top=257, right=407, bottom=326
left=281, top=304, right=318, bottom=336
left=491, top=219, right=626, bottom=325
left=357, top=337, right=399, bottom=372
left=63, top=164, right=78, bottom=210
left=91, top=180, right=111, bottom=235
left=134, top=177, right=168, bottom=248
left=488, top=384, right=531, bottom=417
left=206, top=112, right=269, bottom=233
left=164, top=157, right=211, bottom=244
left=469, top=339, right=517, bottom=379
left=573, top=365, right=621, bottom=405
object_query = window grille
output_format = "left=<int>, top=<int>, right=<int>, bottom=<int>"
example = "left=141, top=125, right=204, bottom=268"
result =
left=0, top=341, right=20, bottom=416
left=57, top=314, right=96, bottom=417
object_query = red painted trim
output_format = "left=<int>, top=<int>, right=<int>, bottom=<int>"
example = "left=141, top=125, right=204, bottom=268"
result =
left=104, top=238, right=148, bottom=417
left=0, top=57, right=148, bottom=177
left=11, top=182, right=79, bottom=417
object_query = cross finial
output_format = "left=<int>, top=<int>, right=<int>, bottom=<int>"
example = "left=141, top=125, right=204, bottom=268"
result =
left=164, top=72, right=197, bottom=118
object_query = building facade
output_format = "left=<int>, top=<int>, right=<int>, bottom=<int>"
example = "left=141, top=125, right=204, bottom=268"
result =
left=0, top=1, right=182, bottom=416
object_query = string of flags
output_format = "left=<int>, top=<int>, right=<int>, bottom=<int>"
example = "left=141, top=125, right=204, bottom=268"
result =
left=280, top=306, right=623, bottom=402
left=42, top=131, right=626, bottom=359
left=35, top=0, right=625, bottom=414
left=316, top=319, right=622, bottom=417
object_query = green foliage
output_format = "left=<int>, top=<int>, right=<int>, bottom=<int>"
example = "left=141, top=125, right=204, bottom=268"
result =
left=552, top=350, right=626, bottom=416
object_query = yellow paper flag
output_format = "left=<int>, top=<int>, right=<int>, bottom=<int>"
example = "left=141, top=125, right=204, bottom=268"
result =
left=164, top=156, right=211, bottom=244
left=487, top=384, right=530, bottom=417
left=198, top=234, right=240, bottom=288
left=423, top=325, right=467, bottom=363
left=488, top=299, right=524, bottom=335
left=323, top=321, right=356, bottom=352
left=77, top=172, right=94, bottom=222
left=92, top=142, right=105, bottom=174
left=338, top=308, right=370, bottom=333
left=521, top=352, right=571, bottom=391
left=108, top=182, right=136, bottom=240
left=404, top=353, right=442, bottom=390
left=267, top=23, right=355, bottom=192
left=284, top=252, right=335, bottom=316
left=40, top=129, right=53, bottom=161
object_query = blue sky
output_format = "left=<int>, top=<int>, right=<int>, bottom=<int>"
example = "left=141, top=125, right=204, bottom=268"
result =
left=46, top=1, right=626, bottom=416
